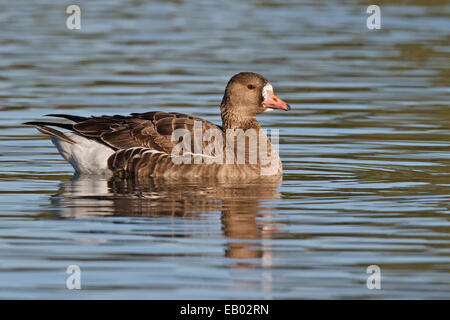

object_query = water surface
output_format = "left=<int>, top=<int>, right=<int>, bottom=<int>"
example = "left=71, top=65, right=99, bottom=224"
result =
left=0, top=0, right=449, bottom=299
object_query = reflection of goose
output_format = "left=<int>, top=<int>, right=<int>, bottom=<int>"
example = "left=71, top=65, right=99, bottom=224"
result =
left=52, top=175, right=281, bottom=218
left=24, top=72, right=290, bottom=179
left=51, top=176, right=281, bottom=266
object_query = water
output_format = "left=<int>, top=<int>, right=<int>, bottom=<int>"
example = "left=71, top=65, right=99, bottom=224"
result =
left=0, top=0, right=449, bottom=299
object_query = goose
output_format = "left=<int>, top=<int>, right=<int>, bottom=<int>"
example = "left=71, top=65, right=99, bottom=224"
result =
left=24, top=72, right=290, bottom=179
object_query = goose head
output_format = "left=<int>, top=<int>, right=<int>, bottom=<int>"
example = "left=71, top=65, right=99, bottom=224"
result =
left=220, top=72, right=290, bottom=128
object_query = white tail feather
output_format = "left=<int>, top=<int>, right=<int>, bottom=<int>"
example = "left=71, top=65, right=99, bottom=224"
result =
left=50, top=133, right=114, bottom=175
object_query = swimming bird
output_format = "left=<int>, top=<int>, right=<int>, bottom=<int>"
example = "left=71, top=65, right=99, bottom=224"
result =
left=24, top=72, right=290, bottom=179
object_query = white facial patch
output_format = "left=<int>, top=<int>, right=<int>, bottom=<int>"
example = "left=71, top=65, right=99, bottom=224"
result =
left=262, top=83, right=273, bottom=100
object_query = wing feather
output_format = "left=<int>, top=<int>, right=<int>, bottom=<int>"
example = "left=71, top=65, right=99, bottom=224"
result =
left=69, top=111, right=223, bottom=154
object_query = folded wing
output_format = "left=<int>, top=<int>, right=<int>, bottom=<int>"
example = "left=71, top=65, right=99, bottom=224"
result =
left=49, top=112, right=223, bottom=155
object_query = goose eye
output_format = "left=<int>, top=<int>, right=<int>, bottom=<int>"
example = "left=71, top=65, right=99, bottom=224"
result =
left=247, top=84, right=255, bottom=90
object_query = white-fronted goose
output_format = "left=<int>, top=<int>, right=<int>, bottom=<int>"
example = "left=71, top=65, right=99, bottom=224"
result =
left=25, top=72, right=291, bottom=179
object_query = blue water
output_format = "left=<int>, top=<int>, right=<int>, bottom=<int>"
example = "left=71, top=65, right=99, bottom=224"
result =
left=0, top=0, right=449, bottom=299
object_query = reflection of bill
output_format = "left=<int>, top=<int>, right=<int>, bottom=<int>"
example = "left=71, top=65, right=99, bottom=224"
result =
left=171, top=120, right=281, bottom=176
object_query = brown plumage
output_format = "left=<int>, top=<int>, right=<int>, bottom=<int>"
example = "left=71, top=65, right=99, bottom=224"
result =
left=24, top=72, right=291, bottom=179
